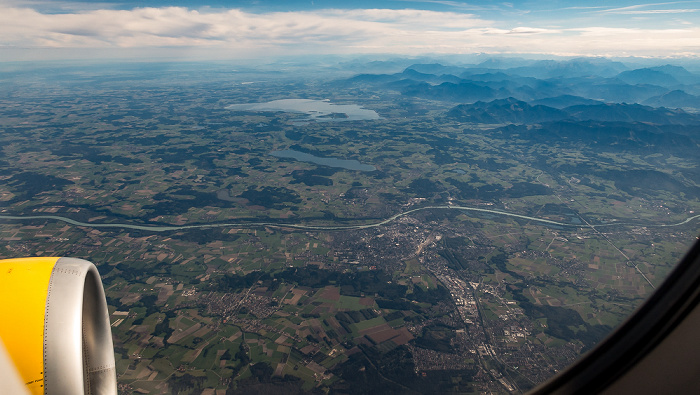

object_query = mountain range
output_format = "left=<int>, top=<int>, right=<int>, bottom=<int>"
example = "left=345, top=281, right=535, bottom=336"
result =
left=342, top=58, right=700, bottom=111
left=446, top=98, right=700, bottom=125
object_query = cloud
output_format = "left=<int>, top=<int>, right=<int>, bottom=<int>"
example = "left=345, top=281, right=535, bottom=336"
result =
left=0, top=4, right=699, bottom=59
left=595, top=1, right=700, bottom=14
left=607, top=8, right=699, bottom=14
left=0, top=6, right=491, bottom=48
left=392, top=0, right=505, bottom=12
left=505, top=27, right=556, bottom=35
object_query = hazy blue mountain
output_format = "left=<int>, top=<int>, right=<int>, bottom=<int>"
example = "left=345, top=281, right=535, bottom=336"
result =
left=531, top=95, right=603, bottom=108
left=344, top=67, right=464, bottom=86
left=458, top=71, right=516, bottom=82
left=446, top=98, right=700, bottom=126
left=338, top=59, right=700, bottom=109
left=475, top=57, right=537, bottom=69
left=400, top=68, right=464, bottom=84
left=510, top=80, right=576, bottom=101
left=616, top=68, right=681, bottom=87
left=345, top=73, right=400, bottom=84
left=385, top=78, right=429, bottom=89
left=405, top=63, right=470, bottom=76
left=447, top=97, right=568, bottom=124
left=455, top=78, right=521, bottom=93
left=402, top=81, right=507, bottom=102
left=563, top=102, right=699, bottom=124
left=643, top=90, right=700, bottom=109
left=336, top=56, right=438, bottom=73
left=569, top=81, right=668, bottom=103
left=648, top=65, right=700, bottom=84
left=459, top=73, right=561, bottom=96
left=506, top=58, right=628, bottom=78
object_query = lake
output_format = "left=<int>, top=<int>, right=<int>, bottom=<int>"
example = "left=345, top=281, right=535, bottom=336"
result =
left=271, top=149, right=376, bottom=171
left=226, top=99, right=379, bottom=122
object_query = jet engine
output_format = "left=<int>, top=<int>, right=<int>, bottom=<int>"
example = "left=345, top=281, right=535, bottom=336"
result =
left=0, top=257, right=117, bottom=395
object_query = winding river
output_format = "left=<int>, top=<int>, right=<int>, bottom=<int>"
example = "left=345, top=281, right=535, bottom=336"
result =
left=1, top=207, right=698, bottom=233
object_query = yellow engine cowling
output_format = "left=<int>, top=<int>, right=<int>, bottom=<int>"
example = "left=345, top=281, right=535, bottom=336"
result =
left=0, top=257, right=117, bottom=395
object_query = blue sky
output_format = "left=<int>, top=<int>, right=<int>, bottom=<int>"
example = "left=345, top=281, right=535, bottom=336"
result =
left=1, top=1, right=699, bottom=61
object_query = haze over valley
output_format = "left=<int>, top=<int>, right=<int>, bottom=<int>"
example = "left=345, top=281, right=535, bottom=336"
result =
left=1, top=55, right=699, bottom=394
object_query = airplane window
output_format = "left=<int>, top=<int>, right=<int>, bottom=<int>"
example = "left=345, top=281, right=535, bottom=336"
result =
left=0, top=1, right=698, bottom=394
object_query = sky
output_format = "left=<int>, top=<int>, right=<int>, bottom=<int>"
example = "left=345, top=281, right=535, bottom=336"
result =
left=1, top=0, right=699, bottom=61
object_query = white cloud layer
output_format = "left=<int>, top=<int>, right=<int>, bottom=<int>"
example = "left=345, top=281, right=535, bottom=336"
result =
left=1, top=5, right=699, bottom=59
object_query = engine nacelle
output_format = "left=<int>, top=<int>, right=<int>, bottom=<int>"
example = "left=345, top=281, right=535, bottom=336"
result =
left=0, top=257, right=117, bottom=395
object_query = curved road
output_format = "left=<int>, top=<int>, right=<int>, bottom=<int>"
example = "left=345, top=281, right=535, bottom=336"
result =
left=1, top=206, right=698, bottom=233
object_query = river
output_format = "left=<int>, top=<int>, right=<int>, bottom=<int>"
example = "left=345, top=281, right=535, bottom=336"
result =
left=1, top=209, right=697, bottom=233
